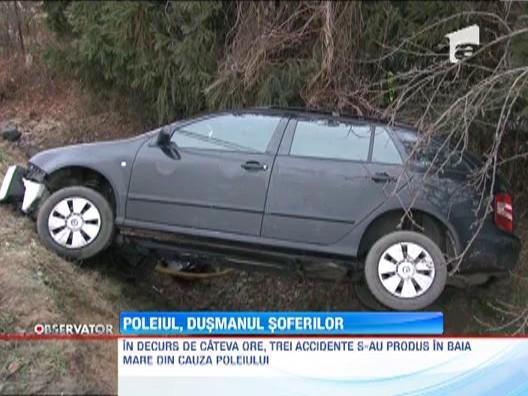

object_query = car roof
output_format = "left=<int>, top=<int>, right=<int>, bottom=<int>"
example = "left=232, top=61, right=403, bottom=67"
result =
left=248, top=106, right=419, bottom=132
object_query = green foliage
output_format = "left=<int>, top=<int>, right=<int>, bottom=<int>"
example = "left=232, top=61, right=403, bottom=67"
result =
left=42, top=1, right=73, bottom=37
left=207, top=59, right=317, bottom=110
left=42, top=0, right=527, bottom=128
left=44, top=1, right=227, bottom=123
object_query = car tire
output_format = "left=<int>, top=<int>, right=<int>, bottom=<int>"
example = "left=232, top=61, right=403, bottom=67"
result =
left=37, top=186, right=114, bottom=260
left=364, top=231, right=447, bottom=311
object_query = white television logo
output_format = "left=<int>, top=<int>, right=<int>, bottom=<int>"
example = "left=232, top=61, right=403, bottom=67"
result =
left=445, top=25, right=480, bottom=63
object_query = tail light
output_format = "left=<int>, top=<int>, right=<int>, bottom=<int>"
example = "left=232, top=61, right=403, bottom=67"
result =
left=494, top=193, right=513, bottom=233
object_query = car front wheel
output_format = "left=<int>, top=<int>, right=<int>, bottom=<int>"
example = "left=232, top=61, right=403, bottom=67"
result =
left=364, top=231, right=447, bottom=311
left=37, top=186, right=114, bottom=260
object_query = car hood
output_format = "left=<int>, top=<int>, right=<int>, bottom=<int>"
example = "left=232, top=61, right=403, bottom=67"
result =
left=29, top=132, right=153, bottom=173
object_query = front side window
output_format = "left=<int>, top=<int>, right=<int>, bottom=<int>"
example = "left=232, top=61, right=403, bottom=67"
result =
left=290, top=120, right=371, bottom=161
left=372, top=127, right=402, bottom=164
left=171, top=113, right=280, bottom=153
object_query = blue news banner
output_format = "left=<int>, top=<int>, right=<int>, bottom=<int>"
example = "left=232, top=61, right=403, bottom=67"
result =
left=118, top=312, right=528, bottom=396
left=120, top=311, right=443, bottom=335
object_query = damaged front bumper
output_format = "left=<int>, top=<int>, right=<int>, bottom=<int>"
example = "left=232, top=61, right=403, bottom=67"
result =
left=0, top=164, right=47, bottom=213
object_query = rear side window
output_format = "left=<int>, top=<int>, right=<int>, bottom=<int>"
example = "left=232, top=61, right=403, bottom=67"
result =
left=372, top=127, right=402, bottom=164
left=171, top=113, right=280, bottom=153
left=290, top=120, right=371, bottom=161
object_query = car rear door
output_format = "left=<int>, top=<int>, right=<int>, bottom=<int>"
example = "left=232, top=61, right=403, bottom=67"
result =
left=364, top=125, right=407, bottom=198
left=126, top=112, right=287, bottom=236
left=261, top=117, right=406, bottom=246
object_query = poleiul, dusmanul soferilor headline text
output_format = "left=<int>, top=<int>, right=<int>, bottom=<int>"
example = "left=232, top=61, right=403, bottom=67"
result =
left=123, top=315, right=344, bottom=333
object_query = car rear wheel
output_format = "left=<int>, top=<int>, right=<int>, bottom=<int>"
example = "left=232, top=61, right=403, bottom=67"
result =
left=364, top=231, right=447, bottom=311
left=37, top=186, right=114, bottom=260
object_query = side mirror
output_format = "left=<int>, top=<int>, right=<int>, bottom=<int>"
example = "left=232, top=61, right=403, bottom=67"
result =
left=156, top=127, right=172, bottom=147
left=156, top=127, right=181, bottom=160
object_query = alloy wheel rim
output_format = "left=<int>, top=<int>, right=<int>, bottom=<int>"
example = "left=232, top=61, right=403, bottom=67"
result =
left=48, top=197, right=101, bottom=249
left=377, top=241, right=435, bottom=299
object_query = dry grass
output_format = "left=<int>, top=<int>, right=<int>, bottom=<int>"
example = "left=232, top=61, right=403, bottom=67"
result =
left=0, top=55, right=145, bottom=157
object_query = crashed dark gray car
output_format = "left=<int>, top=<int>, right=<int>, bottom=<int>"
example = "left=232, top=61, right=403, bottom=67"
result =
left=0, top=107, right=521, bottom=310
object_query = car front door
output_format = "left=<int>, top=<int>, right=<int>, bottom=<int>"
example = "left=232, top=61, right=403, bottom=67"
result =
left=261, top=117, right=405, bottom=246
left=126, top=112, right=286, bottom=236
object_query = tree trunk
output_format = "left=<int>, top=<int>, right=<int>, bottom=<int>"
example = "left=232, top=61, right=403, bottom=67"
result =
left=12, top=1, right=25, bottom=55
left=1, top=3, right=12, bottom=53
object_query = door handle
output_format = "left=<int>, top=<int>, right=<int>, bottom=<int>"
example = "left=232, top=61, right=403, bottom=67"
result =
left=241, top=161, right=268, bottom=171
left=371, top=172, right=396, bottom=183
